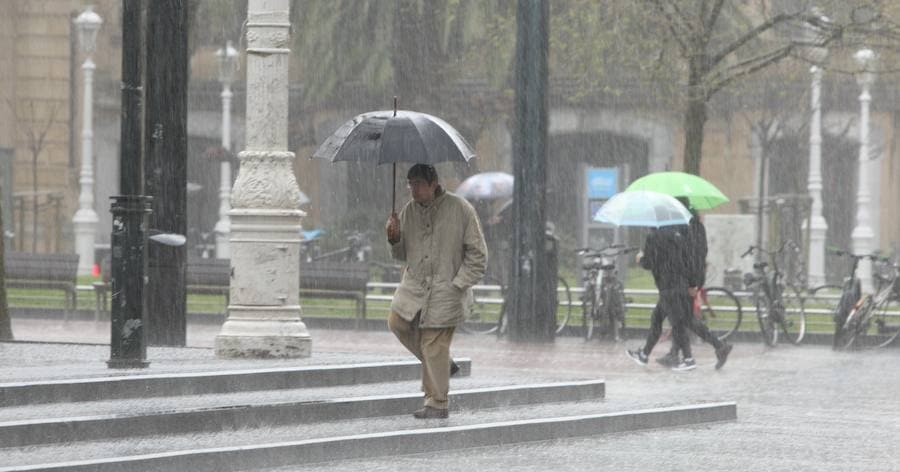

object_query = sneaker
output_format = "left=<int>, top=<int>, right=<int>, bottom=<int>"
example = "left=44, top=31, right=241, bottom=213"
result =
left=715, top=343, right=733, bottom=370
left=626, top=349, right=648, bottom=366
left=450, top=360, right=460, bottom=377
left=672, top=358, right=697, bottom=372
left=655, top=351, right=680, bottom=368
left=413, top=406, right=449, bottom=419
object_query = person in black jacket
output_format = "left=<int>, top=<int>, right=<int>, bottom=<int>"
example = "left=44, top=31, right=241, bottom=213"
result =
left=654, top=197, right=732, bottom=370
left=626, top=224, right=699, bottom=371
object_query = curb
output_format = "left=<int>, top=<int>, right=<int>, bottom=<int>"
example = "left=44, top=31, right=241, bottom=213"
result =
left=0, top=359, right=472, bottom=407
left=0, top=380, right=605, bottom=447
left=0, top=402, right=735, bottom=472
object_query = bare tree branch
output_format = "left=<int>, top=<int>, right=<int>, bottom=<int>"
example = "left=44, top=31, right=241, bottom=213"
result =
left=704, top=0, right=726, bottom=36
left=709, top=12, right=797, bottom=68
left=646, top=0, right=691, bottom=56
left=707, top=45, right=794, bottom=98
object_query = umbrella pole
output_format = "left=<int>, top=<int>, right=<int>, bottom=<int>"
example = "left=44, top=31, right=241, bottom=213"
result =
left=392, top=96, right=398, bottom=213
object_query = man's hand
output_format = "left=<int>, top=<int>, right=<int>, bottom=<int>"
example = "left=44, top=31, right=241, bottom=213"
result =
left=687, top=287, right=699, bottom=297
left=635, top=251, right=643, bottom=264
left=385, top=212, right=400, bottom=244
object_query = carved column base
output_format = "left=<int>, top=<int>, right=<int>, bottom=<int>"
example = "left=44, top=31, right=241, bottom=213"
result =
left=215, top=315, right=311, bottom=358
left=214, top=208, right=311, bottom=359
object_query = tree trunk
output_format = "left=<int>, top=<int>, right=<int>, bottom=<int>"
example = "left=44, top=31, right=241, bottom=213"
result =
left=0, top=201, right=12, bottom=340
left=682, top=95, right=707, bottom=176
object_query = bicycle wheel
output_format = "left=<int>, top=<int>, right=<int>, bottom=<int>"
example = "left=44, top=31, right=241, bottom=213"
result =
left=461, top=277, right=504, bottom=334
left=779, top=285, right=806, bottom=345
left=603, top=280, right=626, bottom=341
left=698, top=287, right=742, bottom=341
left=755, top=293, right=778, bottom=346
left=555, top=277, right=573, bottom=334
left=582, top=288, right=597, bottom=341
left=839, top=296, right=873, bottom=350
left=809, top=284, right=843, bottom=339
left=869, top=295, right=900, bottom=348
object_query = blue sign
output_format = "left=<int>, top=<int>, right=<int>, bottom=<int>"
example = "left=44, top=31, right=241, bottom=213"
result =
left=586, top=168, right=618, bottom=199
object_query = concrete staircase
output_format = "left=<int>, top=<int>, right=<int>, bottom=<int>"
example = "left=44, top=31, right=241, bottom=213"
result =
left=0, top=358, right=735, bottom=471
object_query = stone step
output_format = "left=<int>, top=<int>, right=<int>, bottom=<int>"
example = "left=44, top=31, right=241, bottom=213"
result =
left=0, top=359, right=471, bottom=406
left=0, top=380, right=605, bottom=448
left=0, top=402, right=736, bottom=472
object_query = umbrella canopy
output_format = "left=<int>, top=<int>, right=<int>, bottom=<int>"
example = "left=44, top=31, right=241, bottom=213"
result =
left=625, top=171, right=729, bottom=210
left=455, top=172, right=514, bottom=201
left=312, top=110, right=475, bottom=165
left=312, top=102, right=475, bottom=211
left=593, top=190, right=692, bottom=228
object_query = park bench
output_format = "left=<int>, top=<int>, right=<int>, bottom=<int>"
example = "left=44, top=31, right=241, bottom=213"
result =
left=94, top=256, right=231, bottom=319
left=94, top=258, right=370, bottom=325
left=299, top=260, right=370, bottom=327
left=4, top=251, right=79, bottom=319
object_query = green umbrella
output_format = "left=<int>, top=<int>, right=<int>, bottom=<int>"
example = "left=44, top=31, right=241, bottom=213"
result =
left=625, top=171, right=729, bottom=210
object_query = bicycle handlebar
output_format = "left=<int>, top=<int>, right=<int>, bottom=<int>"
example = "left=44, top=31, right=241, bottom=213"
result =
left=826, top=247, right=889, bottom=263
left=742, top=240, right=801, bottom=259
left=577, top=245, right=640, bottom=258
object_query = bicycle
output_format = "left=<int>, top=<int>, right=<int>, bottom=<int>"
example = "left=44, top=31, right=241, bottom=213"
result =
left=694, top=285, right=743, bottom=341
left=578, top=244, right=638, bottom=342
left=832, top=252, right=900, bottom=349
left=463, top=275, right=573, bottom=336
left=809, top=248, right=867, bottom=348
left=741, top=241, right=807, bottom=346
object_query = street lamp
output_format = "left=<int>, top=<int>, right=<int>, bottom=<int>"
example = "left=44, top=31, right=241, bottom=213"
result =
left=213, top=40, right=239, bottom=259
left=852, top=48, right=877, bottom=292
left=804, top=11, right=830, bottom=287
left=72, top=6, right=102, bottom=275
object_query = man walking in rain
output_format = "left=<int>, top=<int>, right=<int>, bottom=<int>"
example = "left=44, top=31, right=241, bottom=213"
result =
left=385, top=164, right=487, bottom=419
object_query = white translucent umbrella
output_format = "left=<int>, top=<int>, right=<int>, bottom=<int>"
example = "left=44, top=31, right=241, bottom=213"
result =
left=455, top=172, right=513, bottom=201
left=593, top=190, right=692, bottom=227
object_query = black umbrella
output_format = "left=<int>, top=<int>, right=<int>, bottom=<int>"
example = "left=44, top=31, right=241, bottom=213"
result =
left=312, top=98, right=476, bottom=211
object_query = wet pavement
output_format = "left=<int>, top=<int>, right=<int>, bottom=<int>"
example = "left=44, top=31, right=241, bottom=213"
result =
left=4, top=317, right=900, bottom=471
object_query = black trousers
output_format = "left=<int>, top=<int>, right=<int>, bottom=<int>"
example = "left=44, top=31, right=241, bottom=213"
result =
left=643, top=288, right=693, bottom=358
left=665, top=290, right=725, bottom=357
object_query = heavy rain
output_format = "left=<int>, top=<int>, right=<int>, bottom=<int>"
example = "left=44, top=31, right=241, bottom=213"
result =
left=1, top=0, right=899, bottom=470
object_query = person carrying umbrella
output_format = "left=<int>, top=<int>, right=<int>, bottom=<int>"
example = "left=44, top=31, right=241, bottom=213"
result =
left=626, top=199, right=732, bottom=371
left=385, top=164, right=487, bottom=419
left=626, top=223, right=698, bottom=371
left=655, top=197, right=733, bottom=369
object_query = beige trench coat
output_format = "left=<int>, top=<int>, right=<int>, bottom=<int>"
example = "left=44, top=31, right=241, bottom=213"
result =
left=389, top=189, right=487, bottom=328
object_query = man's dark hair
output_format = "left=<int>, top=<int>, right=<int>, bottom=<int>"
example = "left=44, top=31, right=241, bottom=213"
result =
left=675, top=196, right=696, bottom=215
left=407, top=163, right=438, bottom=183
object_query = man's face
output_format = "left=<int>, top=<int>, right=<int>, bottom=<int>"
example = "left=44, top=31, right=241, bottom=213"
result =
left=407, top=178, right=438, bottom=204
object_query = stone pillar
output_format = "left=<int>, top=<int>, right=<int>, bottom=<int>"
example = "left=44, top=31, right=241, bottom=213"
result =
left=215, top=0, right=311, bottom=358
left=806, top=65, right=827, bottom=287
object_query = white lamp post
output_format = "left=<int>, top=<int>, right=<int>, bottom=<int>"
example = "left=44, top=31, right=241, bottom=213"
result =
left=214, top=40, right=239, bottom=259
left=852, top=48, right=877, bottom=292
left=805, top=13, right=829, bottom=287
left=72, top=6, right=102, bottom=275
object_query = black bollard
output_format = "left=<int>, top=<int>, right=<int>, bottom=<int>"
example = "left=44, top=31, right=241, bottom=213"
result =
left=107, top=195, right=152, bottom=369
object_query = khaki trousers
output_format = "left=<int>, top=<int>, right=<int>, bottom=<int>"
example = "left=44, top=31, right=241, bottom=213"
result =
left=388, top=311, right=455, bottom=409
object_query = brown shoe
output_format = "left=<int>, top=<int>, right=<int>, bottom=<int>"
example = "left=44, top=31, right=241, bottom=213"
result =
left=413, top=406, right=449, bottom=419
